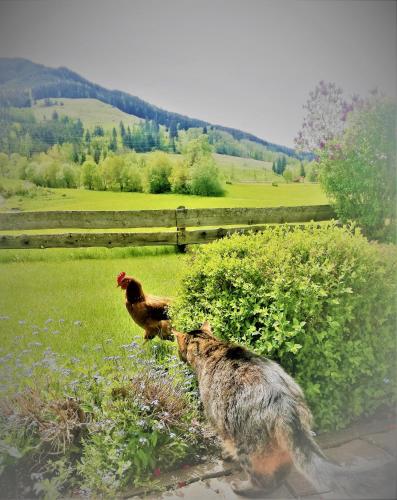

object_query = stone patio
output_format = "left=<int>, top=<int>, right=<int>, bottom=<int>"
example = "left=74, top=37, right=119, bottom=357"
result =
left=126, top=411, right=397, bottom=500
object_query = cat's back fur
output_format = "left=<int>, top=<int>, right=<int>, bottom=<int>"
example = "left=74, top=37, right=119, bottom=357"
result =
left=174, top=324, right=348, bottom=497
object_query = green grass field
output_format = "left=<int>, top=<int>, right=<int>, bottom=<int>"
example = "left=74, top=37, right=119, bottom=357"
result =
left=0, top=182, right=328, bottom=354
left=1, top=182, right=327, bottom=212
left=214, top=153, right=279, bottom=182
left=0, top=249, right=184, bottom=358
left=32, top=98, right=142, bottom=130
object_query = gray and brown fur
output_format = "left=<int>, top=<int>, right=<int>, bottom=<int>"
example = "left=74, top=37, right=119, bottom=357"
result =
left=174, top=323, right=354, bottom=497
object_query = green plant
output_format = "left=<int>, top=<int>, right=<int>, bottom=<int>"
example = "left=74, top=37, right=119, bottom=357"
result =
left=319, top=97, right=396, bottom=242
left=190, top=158, right=224, bottom=197
left=170, top=224, right=397, bottom=431
left=144, top=152, right=172, bottom=194
left=0, top=335, right=208, bottom=496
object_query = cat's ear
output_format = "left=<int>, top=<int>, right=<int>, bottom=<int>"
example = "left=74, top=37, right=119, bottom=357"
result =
left=201, top=321, right=212, bottom=334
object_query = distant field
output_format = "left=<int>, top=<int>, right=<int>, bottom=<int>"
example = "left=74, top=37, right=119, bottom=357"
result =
left=214, top=153, right=279, bottom=182
left=32, top=98, right=142, bottom=130
left=1, top=183, right=328, bottom=212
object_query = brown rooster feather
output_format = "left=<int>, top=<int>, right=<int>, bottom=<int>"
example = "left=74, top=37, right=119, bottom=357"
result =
left=117, top=272, right=173, bottom=341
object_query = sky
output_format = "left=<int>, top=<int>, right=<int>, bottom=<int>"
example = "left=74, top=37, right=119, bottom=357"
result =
left=0, top=0, right=395, bottom=148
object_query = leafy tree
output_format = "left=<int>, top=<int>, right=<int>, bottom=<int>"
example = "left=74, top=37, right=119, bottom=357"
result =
left=184, top=135, right=212, bottom=167
left=300, top=162, right=306, bottom=177
left=0, top=152, right=8, bottom=176
left=62, top=164, right=79, bottom=188
left=81, top=158, right=97, bottom=190
left=318, top=96, right=396, bottom=241
left=295, top=81, right=361, bottom=152
left=144, top=152, right=172, bottom=193
left=190, top=158, right=224, bottom=196
left=170, top=161, right=190, bottom=194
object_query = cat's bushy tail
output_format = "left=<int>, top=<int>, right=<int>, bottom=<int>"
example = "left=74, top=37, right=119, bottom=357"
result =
left=289, top=423, right=378, bottom=498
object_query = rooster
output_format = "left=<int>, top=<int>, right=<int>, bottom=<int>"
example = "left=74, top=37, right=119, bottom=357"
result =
left=117, top=272, right=173, bottom=341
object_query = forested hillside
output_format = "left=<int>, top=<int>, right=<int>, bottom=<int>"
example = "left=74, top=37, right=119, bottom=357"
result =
left=0, top=57, right=299, bottom=157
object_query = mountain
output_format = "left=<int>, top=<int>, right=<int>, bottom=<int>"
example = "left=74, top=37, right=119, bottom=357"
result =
left=0, top=57, right=297, bottom=157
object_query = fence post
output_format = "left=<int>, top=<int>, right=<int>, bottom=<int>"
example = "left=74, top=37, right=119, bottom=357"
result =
left=176, top=206, right=187, bottom=253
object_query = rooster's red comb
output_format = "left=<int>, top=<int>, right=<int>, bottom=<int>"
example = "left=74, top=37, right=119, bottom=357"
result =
left=117, top=272, right=126, bottom=285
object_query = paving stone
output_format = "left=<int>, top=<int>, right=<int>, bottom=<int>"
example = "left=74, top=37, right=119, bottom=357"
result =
left=158, top=474, right=294, bottom=499
left=363, top=429, right=397, bottom=457
left=285, top=466, right=325, bottom=497
left=325, top=438, right=393, bottom=466
left=317, top=416, right=395, bottom=450
left=299, top=491, right=342, bottom=499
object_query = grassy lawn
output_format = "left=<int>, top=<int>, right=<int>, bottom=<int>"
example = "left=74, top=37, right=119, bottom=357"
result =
left=0, top=249, right=183, bottom=358
left=1, top=182, right=328, bottom=212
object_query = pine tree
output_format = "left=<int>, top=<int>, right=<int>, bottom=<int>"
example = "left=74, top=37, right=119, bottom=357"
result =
left=93, top=144, right=101, bottom=164
left=109, top=127, right=118, bottom=152
left=119, top=121, right=126, bottom=139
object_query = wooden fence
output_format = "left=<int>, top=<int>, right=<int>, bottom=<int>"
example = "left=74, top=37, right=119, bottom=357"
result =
left=0, top=205, right=336, bottom=249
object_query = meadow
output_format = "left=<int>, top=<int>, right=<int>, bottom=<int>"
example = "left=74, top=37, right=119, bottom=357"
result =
left=0, top=248, right=183, bottom=355
left=1, top=182, right=327, bottom=212
left=32, top=98, right=142, bottom=131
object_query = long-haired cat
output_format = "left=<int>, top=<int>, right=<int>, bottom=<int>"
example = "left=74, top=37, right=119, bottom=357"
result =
left=173, top=323, right=360, bottom=498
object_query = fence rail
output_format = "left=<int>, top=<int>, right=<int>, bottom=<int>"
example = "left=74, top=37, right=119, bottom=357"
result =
left=0, top=205, right=336, bottom=249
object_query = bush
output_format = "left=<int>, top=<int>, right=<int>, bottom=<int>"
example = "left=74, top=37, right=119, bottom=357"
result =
left=318, top=97, right=396, bottom=242
left=170, top=224, right=397, bottom=431
left=170, top=161, right=190, bottom=194
left=0, top=178, right=43, bottom=198
left=190, top=158, right=224, bottom=197
left=144, top=152, right=172, bottom=194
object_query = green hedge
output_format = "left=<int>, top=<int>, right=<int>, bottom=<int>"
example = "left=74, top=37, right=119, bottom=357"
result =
left=170, top=224, right=397, bottom=430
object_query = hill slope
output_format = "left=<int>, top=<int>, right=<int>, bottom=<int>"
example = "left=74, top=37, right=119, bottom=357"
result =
left=0, top=57, right=297, bottom=157
left=32, top=98, right=141, bottom=130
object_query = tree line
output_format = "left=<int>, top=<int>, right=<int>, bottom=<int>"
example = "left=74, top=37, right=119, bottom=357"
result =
left=0, top=135, right=225, bottom=197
